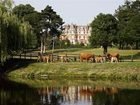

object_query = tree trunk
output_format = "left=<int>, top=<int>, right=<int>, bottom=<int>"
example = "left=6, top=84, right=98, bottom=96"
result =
left=43, top=44, right=46, bottom=53
left=121, top=43, right=124, bottom=50
left=40, top=34, right=46, bottom=54
left=52, top=39, right=55, bottom=54
left=119, top=42, right=122, bottom=49
left=103, top=46, right=108, bottom=55
left=0, top=18, right=1, bottom=60
left=43, top=35, right=46, bottom=53
left=136, top=41, right=139, bottom=49
left=40, top=36, right=43, bottom=54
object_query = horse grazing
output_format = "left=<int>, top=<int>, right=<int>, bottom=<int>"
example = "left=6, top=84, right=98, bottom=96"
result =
left=80, top=53, right=95, bottom=62
left=37, top=52, right=52, bottom=63
left=42, top=55, right=50, bottom=63
left=107, top=53, right=120, bottom=62
left=59, top=54, right=69, bottom=62
left=95, top=55, right=104, bottom=63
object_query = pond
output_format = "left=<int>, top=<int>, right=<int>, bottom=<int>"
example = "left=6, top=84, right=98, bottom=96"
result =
left=1, top=78, right=140, bottom=105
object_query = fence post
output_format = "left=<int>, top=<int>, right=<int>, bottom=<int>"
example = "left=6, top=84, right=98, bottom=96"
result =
left=20, top=54, right=21, bottom=59
left=74, top=56, right=76, bottom=62
left=24, top=52, right=26, bottom=59
left=66, top=53, right=68, bottom=62
left=30, top=54, right=32, bottom=60
left=11, top=54, right=13, bottom=59
left=57, top=54, right=59, bottom=61
left=131, top=46, right=133, bottom=62
left=131, top=55, right=133, bottom=62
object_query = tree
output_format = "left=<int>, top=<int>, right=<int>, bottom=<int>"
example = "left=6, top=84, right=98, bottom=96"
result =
left=115, top=0, right=140, bottom=49
left=12, top=4, right=64, bottom=52
left=12, top=4, right=35, bottom=18
left=40, top=5, right=64, bottom=53
left=13, top=4, right=39, bottom=48
left=89, top=13, right=118, bottom=54
left=127, top=13, right=140, bottom=49
left=0, top=0, right=14, bottom=64
left=0, top=0, right=35, bottom=65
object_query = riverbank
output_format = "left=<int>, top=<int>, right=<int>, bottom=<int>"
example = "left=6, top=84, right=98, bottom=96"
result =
left=8, top=77, right=140, bottom=89
left=7, top=62, right=140, bottom=81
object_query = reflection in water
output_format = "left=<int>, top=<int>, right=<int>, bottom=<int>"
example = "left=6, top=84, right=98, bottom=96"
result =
left=1, top=79, right=140, bottom=105
left=37, top=86, right=119, bottom=105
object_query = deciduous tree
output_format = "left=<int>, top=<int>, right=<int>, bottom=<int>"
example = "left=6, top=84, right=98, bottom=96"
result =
left=90, top=13, right=118, bottom=54
left=115, top=0, right=140, bottom=49
left=0, top=0, right=35, bottom=65
left=40, top=5, right=64, bottom=53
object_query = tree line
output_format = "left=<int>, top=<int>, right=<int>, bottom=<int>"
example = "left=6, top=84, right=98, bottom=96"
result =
left=0, top=0, right=140, bottom=65
left=90, top=0, right=140, bottom=54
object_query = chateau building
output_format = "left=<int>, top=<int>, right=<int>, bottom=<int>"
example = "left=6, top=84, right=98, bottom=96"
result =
left=60, top=24, right=91, bottom=45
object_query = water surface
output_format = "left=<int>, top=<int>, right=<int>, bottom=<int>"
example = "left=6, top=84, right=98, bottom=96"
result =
left=1, top=78, right=140, bottom=105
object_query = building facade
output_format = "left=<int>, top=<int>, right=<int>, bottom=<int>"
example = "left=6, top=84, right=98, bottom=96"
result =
left=60, top=24, right=91, bottom=45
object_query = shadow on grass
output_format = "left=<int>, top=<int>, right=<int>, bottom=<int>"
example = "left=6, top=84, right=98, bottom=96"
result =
left=121, top=52, right=140, bottom=60
left=134, top=52, right=140, bottom=59
left=0, top=59, right=36, bottom=74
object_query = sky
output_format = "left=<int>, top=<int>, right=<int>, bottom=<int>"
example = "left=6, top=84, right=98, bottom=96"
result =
left=13, top=0, right=125, bottom=25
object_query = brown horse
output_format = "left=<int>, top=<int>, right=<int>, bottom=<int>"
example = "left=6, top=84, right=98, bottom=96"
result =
left=80, top=53, right=95, bottom=62
left=107, top=53, right=120, bottom=62
left=95, top=55, right=104, bottom=63
left=37, top=52, right=52, bottom=63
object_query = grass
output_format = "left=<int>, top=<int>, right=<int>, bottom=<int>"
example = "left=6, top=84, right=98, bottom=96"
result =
left=7, top=62, right=140, bottom=81
left=46, top=47, right=139, bottom=54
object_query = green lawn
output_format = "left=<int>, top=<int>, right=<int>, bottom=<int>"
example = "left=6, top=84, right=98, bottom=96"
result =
left=7, top=62, right=140, bottom=81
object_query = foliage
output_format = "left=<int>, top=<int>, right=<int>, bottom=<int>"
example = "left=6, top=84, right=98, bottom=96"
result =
left=40, top=5, right=64, bottom=37
left=0, top=0, right=36, bottom=65
left=58, top=39, right=71, bottom=49
left=12, top=4, right=39, bottom=48
left=126, top=13, right=140, bottom=49
left=12, top=4, right=35, bottom=18
left=13, top=4, right=64, bottom=53
left=89, top=13, right=118, bottom=54
left=38, top=5, right=64, bottom=53
left=115, top=0, right=140, bottom=49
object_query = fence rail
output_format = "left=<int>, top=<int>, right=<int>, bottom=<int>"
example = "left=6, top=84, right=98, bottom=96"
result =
left=11, top=54, right=38, bottom=60
left=11, top=53, right=80, bottom=61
